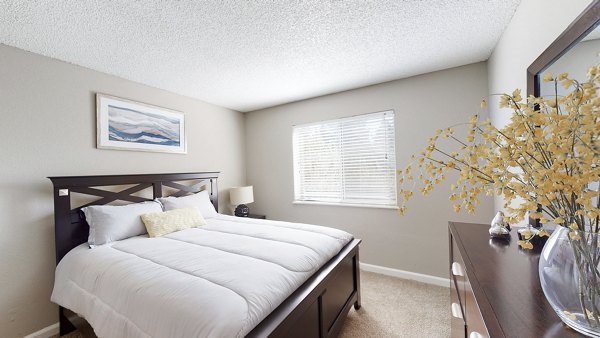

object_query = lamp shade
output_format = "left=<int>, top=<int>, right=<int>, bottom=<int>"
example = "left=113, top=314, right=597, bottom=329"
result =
left=230, top=186, right=254, bottom=205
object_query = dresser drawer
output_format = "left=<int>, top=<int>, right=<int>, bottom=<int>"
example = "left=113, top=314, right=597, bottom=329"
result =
left=450, top=233, right=468, bottom=337
left=450, top=235, right=467, bottom=310
left=451, top=231, right=488, bottom=338
left=450, top=278, right=466, bottom=337
left=449, top=223, right=492, bottom=338
left=465, top=279, right=489, bottom=338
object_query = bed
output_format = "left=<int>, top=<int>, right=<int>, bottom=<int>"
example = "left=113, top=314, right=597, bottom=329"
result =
left=49, top=172, right=361, bottom=338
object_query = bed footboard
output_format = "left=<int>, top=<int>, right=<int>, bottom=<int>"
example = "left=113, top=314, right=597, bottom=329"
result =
left=246, top=238, right=361, bottom=338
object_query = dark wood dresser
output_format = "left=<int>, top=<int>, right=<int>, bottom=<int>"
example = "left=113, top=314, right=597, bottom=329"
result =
left=448, top=221, right=583, bottom=337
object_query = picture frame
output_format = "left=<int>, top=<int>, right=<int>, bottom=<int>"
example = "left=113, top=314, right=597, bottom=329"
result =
left=96, top=94, right=186, bottom=154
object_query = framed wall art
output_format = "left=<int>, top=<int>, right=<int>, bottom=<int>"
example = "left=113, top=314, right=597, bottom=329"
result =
left=96, top=94, right=186, bottom=154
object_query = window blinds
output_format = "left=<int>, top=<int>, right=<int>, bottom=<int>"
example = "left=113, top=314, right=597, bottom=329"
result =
left=293, top=110, right=397, bottom=207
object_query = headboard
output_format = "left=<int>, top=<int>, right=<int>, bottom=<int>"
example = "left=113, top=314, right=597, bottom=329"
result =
left=48, top=172, right=219, bottom=265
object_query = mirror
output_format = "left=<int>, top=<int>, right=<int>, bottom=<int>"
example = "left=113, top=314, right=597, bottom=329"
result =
left=540, top=27, right=600, bottom=97
left=528, top=2, right=600, bottom=97
left=526, top=2, right=600, bottom=226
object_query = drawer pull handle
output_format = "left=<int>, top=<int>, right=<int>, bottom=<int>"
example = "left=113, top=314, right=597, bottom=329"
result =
left=451, top=302, right=463, bottom=319
left=452, top=262, right=464, bottom=276
left=469, top=332, right=486, bottom=338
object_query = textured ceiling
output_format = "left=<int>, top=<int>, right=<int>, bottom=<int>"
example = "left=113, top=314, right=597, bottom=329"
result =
left=0, top=0, right=521, bottom=112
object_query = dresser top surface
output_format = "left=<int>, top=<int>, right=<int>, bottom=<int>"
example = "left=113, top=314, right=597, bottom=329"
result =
left=449, top=221, right=582, bottom=338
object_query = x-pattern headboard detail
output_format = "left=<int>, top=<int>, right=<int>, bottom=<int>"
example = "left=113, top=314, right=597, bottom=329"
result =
left=48, top=172, right=219, bottom=264
left=72, top=183, right=153, bottom=208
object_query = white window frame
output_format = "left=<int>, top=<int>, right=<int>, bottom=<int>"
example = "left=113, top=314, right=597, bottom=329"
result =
left=292, top=110, right=397, bottom=209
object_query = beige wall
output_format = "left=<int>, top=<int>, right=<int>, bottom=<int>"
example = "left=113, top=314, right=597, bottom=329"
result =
left=245, top=62, right=494, bottom=279
left=487, top=0, right=593, bottom=218
left=0, top=44, right=246, bottom=337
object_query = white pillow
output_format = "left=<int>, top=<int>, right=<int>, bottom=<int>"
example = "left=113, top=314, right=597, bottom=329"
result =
left=82, top=201, right=163, bottom=247
left=156, top=190, right=218, bottom=218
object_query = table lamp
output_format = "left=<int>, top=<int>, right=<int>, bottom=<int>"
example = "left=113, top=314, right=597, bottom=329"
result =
left=230, top=186, right=254, bottom=217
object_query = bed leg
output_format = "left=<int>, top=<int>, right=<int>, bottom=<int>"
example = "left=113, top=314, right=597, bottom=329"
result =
left=353, top=248, right=361, bottom=310
left=59, top=306, right=76, bottom=336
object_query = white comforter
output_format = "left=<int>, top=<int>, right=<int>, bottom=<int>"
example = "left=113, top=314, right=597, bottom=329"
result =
left=51, top=214, right=353, bottom=338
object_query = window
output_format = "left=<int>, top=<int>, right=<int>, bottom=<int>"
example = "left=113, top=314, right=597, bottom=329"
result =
left=293, top=110, right=397, bottom=208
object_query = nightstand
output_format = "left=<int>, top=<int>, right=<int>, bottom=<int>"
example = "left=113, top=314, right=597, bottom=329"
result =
left=247, top=214, right=266, bottom=219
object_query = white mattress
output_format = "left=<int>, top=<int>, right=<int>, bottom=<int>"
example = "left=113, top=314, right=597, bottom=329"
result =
left=51, top=214, right=353, bottom=338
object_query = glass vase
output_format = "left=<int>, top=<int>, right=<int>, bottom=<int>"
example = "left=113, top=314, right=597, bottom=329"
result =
left=539, top=226, right=600, bottom=337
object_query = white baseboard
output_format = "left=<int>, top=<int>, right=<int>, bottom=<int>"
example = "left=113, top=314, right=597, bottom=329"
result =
left=360, top=263, right=450, bottom=288
left=23, top=322, right=59, bottom=338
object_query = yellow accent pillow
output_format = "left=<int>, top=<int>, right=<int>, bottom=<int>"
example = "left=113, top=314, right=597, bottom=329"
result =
left=141, top=207, right=206, bottom=238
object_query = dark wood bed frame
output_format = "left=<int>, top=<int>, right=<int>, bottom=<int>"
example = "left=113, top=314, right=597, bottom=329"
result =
left=49, top=172, right=361, bottom=338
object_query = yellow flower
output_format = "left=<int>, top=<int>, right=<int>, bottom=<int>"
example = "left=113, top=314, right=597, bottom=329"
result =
left=499, top=95, right=509, bottom=108
left=543, top=73, right=553, bottom=82
left=398, top=206, right=406, bottom=216
left=518, top=240, right=534, bottom=250
left=396, top=65, right=599, bottom=238
left=538, top=229, right=550, bottom=237
left=561, top=79, right=575, bottom=89
left=520, top=230, right=532, bottom=240
left=512, top=89, right=522, bottom=102
left=530, top=212, right=543, bottom=219
left=569, top=231, right=582, bottom=241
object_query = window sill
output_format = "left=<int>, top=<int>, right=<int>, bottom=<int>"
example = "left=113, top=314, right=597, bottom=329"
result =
left=292, top=201, right=399, bottom=210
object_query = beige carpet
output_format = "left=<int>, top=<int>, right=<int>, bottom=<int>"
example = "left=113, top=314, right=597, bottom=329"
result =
left=339, top=271, right=450, bottom=338
left=53, top=271, right=450, bottom=338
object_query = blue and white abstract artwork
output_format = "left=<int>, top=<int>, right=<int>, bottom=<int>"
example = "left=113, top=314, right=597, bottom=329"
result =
left=97, top=94, right=186, bottom=153
left=108, top=106, right=180, bottom=146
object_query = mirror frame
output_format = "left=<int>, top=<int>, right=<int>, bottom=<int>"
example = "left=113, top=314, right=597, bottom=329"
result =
left=525, top=1, right=600, bottom=226
left=527, top=0, right=600, bottom=97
